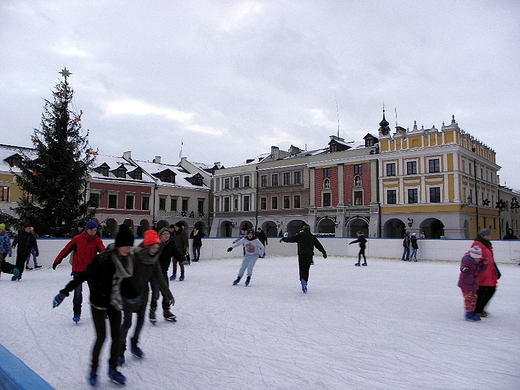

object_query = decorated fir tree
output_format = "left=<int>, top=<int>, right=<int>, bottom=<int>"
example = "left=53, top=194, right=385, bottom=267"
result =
left=14, top=68, right=96, bottom=237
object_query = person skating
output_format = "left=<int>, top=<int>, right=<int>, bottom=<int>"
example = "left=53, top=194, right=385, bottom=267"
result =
left=472, top=228, right=500, bottom=317
left=349, top=231, right=367, bottom=266
left=410, top=233, right=419, bottom=261
left=280, top=224, right=327, bottom=293
left=227, top=229, right=265, bottom=286
left=11, top=223, right=39, bottom=281
left=170, top=222, right=189, bottom=281
left=457, top=245, right=488, bottom=321
left=25, top=227, right=41, bottom=270
left=52, top=224, right=136, bottom=387
left=256, top=227, right=268, bottom=254
left=401, top=231, right=411, bottom=261
left=189, top=226, right=205, bottom=262
left=149, top=227, right=181, bottom=323
left=0, top=223, right=13, bottom=274
left=118, top=230, right=174, bottom=365
left=52, top=220, right=105, bottom=323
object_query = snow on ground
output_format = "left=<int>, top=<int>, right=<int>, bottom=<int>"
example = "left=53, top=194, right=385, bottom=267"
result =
left=0, top=256, right=519, bottom=390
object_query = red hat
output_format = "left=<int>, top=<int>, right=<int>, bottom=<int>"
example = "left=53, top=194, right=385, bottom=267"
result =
left=143, top=230, right=161, bottom=246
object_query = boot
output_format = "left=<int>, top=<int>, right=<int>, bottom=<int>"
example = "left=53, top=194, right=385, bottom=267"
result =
left=163, top=309, right=177, bottom=322
left=232, top=276, right=241, bottom=285
left=130, top=337, right=144, bottom=358
left=245, top=276, right=251, bottom=286
left=465, top=312, right=481, bottom=321
left=108, top=367, right=126, bottom=385
left=88, top=369, right=98, bottom=387
left=149, top=307, right=157, bottom=324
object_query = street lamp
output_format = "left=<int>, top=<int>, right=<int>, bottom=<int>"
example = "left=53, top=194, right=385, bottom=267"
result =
left=496, top=199, right=507, bottom=237
left=407, top=218, right=413, bottom=228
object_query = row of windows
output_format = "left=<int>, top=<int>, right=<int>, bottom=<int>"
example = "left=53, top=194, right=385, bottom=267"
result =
left=220, top=171, right=303, bottom=190
left=386, top=158, right=441, bottom=176
left=90, top=193, right=204, bottom=213
left=386, top=187, right=441, bottom=204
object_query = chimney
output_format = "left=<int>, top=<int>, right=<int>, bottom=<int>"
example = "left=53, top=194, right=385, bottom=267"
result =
left=153, top=156, right=161, bottom=164
left=123, top=151, right=131, bottom=160
left=271, top=146, right=280, bottom=160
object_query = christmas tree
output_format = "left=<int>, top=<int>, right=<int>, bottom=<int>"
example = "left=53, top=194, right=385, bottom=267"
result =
left=14, top=68, right=96, bottom=237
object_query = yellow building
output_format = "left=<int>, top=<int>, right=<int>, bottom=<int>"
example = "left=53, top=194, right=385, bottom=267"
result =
left=378, top=114, right=500, bottom=239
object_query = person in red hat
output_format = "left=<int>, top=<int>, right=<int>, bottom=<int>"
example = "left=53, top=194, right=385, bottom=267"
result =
left=118, top=229, right=174, bottom=366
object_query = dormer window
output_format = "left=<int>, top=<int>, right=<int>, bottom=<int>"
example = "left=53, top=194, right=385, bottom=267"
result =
left=128, top=168, right=143, bottom=180
left=94, top=163, right=110, bottom=177
left=111, top=165, right=127, bottom=178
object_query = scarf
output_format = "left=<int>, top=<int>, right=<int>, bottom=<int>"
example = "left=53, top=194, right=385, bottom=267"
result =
left=110, top=251, right=133, bottom=310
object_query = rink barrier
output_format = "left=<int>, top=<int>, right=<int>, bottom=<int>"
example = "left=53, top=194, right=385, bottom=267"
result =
left=32, top=237, right=520, bottom=268
left=0, top=344, right=54, bottom=390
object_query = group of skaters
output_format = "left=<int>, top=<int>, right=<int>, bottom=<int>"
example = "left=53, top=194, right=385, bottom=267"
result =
left=51, top=221, right=195, bottom=387
left=0, top=223, right=40, bottom=281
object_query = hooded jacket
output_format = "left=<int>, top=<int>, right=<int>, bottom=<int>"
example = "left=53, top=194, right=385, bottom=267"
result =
left=53, top=230, right=105, bottom=273
left=471, top=237, right=498, bottom=287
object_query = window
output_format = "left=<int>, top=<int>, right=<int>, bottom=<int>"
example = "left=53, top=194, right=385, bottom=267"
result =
left=429, top=187, right=441, bottom=203
left=354, top=191, right=363, bottom=205
left=243, top=195, right=250, bottom=211
left=171, top=197, right=177, bottom=211
left=234, top=197, right=238, bottom=210
left=89, top=192, right=99, bottom=208
left=271, top=196, right=278, bottom=209
left=108, top=194, right=117, bottom=209
left=272, top=174, right=279, bottom=186
left=244, top=176, right=250, bottom=188
left=159, top=197, right=166, bottom=211
left=261, top=175, right=267, bottom=187
left=0, top=186, right=9, bottom=202
left=141, top=196, right=150, bottom=211
left=182, top=198, right=189, bottom=212
left=354, top=164, right=362, bottom=175
left=323, top=192, right=331, bottom=207
left=429, top=159, right=440, bottom=173
left=260, top=197, right=267, bottom=210
left=386, top=163, right=396, bottom=176
left=283, top=196, right=290, bottom=209
left=125, top=194, right=134, bottom=210
left=224, top=197, right=230, bottom=212
left=406, top=161, right=417, bottom=175
left=198, top=199, right=204, bottom=214
left=233, top=177, right=240, bottom=188
left=294, top=171, right=301, bottom=185
left=323, top=168, right=330, bottom=178
left=387, top=190, right=397, bottom=204
left=408, top=189, right=418, bottom=204
left=324, top=178, right=330, bottom=189
left=224, top=178, right=230, bottom=189
left=294, top=195, right=301, bottom=209
left=283, top=172, right=291, bottom=185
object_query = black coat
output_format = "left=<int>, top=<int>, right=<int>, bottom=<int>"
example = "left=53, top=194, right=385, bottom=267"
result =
left=60, top=247, right=135, bottom=309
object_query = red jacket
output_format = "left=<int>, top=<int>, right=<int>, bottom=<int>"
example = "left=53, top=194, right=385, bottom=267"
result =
left=53, top=231, right=105, bottom=273
left=471, top=239, right=498, bottom=287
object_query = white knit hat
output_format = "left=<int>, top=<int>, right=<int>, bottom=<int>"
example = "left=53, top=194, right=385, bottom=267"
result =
left=468, top=246, right=482, bottom=259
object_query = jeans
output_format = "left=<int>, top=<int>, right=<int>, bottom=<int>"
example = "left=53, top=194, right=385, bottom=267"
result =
left=72, top=272, right=84, bottom=317
left=120, top=307, right=146, bottom=356
left=90, top=304, right=121, bottom=373
left=150, top=273, right=170, bottom=311
left=193, top=246, right=201, bottom=261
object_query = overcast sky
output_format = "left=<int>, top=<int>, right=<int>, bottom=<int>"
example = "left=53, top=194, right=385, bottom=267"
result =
left=1, top=1, right=519, bottom=190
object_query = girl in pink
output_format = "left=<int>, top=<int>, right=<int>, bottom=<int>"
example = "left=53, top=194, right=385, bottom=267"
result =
left=457, top=246, right=488, bottom=321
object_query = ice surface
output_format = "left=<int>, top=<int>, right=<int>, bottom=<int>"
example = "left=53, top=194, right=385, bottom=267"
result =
left=0, top=256, right=518, bottom=389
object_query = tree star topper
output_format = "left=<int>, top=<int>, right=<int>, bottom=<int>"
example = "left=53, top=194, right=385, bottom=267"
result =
left=59, top=67, right=72, bottom=81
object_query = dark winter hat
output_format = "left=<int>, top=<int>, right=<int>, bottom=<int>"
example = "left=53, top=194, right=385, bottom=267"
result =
left=175, top=221, right=184, bottom=229
left=247, top=229, right=255, bottom=235
left=115, top=225, right=134, bottom=247
left=158, top=227, right=170, bottom=237
left=478, top=228, right=492, bottom=237
left=23, top=222, right=32, bottom=228
left=169, top=224, right=176, bottom=229
left=257, top=227, right=262, bottom=231
left=85, top=220, right=98, bottom=230
left=77, top=221, right=86, bottom=228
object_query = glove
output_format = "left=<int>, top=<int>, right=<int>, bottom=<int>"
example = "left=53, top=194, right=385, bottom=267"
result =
left=323, top=253, right=327, bottom=259
left=12, top=267, right=20, bottom=277
left=53, top=293, right=67, bottom=308
left=52, top=263, right=58, bottom=270
left=227, top=247, right=232, bottom=252
left=482, top=258, right=489, bottom=265
left=461, top=267, right=469, bottom=273
left=169, top=298, right=175, bottom=307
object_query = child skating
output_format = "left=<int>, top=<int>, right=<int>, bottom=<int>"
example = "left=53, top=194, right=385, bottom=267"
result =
left=227, top=229, right=265, bottom=286
left=457, top=245, right=488, bottom=321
